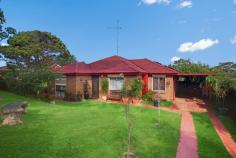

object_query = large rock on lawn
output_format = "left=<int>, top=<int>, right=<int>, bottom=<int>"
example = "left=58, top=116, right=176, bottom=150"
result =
left=0, top=101, right=28, bottom=125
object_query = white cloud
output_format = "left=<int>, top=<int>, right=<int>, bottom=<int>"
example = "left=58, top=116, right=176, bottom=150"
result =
left=141, top=0, right=171, bottom=5
left=178, top=39, right=219, bottom=53
left=171, top=56, right=181, bottom=63
left=178, top=1, right=192, bottom=8
left=231, top=36, right=236, bottom=45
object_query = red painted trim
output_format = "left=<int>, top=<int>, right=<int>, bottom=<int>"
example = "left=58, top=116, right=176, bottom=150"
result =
left=65, top=72, right=177, bottom=76
left=66, top=72, right=143, bottom=76
left=142, top=74, right=148, bottom=96
left=148, top=73, right=177, bottom=75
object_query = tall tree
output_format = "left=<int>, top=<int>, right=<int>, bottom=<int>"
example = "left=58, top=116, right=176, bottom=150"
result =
left=0, top=31, right=75, bottom=68
left=0, top=9, right=16, bottom=42
left=0, top=6, right=16, bottom=60
left=0, top=31, right=76, bottom=98
left=214, top=62, right=236, bottom=73
left=170, top=59, right=211, bottom=73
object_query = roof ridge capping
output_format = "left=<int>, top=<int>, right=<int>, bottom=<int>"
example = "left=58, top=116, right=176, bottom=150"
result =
left=130, top=58, right=178, bottom=74
left=144, top=58, right=177, bottom=73
left=89, top=55, right=146, bottom=73
left=116, top=56, right=146, bottom=73
left=152, top=60, right=178, bottom=73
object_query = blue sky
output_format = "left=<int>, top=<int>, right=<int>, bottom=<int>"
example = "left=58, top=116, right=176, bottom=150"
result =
left=1, top=0, right=236, bottom=66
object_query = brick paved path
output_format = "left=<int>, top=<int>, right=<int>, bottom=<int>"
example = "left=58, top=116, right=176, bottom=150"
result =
left=176, top=112, right=198, bottom=158
left=174, top=97, right=207, bottom=112
left=208, top=110, right=236, bottom=158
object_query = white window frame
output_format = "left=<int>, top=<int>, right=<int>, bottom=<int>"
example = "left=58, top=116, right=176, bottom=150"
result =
left=109, top=77, right=124, bottom=91
left=152, top=75, right=166, bottom=93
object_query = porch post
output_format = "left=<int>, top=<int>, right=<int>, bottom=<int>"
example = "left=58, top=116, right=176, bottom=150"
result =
left=142, top=74, right=148, bottom=96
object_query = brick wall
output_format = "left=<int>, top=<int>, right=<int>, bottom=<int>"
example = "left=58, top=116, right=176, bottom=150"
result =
left=148, top=75, right=175, bottom=101
left=66, top=75, right=92, bottom=98
left=65, top=74, right=175, bottom=101
left=66, top=76, right=77, bottom=95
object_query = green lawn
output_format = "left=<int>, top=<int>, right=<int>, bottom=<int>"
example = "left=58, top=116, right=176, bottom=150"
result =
left=219, top=115, right=236, bottom=142
left=0, top=91, right=181, bottom=158
left=192, top=113, right=231, bottom=158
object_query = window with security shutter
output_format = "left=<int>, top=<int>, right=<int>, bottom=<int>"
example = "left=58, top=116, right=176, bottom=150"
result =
left=153, top=76, right=165, bottom=91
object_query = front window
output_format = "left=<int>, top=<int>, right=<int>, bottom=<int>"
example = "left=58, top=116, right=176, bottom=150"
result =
left=56, top=85, right=66, bottom=97
left=109, top=77, right=124, bottom=91
left=153, top=76, right=165, bottom=91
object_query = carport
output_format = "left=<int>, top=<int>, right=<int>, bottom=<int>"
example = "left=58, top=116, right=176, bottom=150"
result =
left=174, top=73, right=211, bottom=112
left=175, top=73, right=211, bottom=99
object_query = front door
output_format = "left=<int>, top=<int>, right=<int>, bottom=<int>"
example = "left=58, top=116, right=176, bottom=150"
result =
left=92, top=76, right=99, bottom=99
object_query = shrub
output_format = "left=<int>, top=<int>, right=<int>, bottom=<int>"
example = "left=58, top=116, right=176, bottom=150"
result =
left=3, top=68, right=56, bottom=97
left=38, top=90, right=55, bottom=103
left=207, top=72, right=236, bottom=108
left=130, top=79, right=142, bottom=99
left=101, top=79, right=108, bottom=94
left=142, top=91, right=154, bottom=102
left=121, top=83, right=129, bottom=98
left=64, top=92, right=82, bottom=102
left=160, top=100, right=173, bottom=107
left=83, top=80, right=89, bottom=99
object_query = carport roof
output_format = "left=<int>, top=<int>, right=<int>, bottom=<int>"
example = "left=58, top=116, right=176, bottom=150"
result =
left=177, top=73, right=212, bottom=76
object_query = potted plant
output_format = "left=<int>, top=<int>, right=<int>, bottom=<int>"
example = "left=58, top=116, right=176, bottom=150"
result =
left=130, top=79, right=142, bottom=105
left=121, top=83, right=129, bottom=104
left=101, top=79, right=108, bottom=101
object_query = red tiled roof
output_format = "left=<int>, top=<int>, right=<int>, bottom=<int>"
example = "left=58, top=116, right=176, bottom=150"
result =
left=89, top=56, right=146, bottom=74
left=58, top=62, right=91, bottom=74
left=130, top=59, right=177, bottom=74
left=57, top=55, right=178, bottom=75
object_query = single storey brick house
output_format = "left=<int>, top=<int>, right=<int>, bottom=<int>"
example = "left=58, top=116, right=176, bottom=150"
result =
left=53, top=55, right=178, bottom=101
